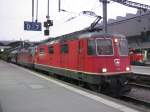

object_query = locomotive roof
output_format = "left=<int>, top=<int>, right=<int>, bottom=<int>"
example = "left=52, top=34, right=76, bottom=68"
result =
left=40, top=30, right=126, bottom=45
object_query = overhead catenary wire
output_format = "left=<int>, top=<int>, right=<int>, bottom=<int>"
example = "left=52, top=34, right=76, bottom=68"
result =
left=90, top=0, right=101, bottom=11
left=57, top=0, right=102, bottom=31
left=65, top=0, right=101, bottom=22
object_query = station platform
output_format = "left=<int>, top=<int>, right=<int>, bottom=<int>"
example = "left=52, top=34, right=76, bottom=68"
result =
left=0, top=60, right=140, bottom=112
left=132, top=66, right=150, bottom=75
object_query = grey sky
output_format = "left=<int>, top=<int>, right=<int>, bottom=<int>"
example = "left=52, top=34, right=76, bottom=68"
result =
left=0, top=0, right=149, bottom=41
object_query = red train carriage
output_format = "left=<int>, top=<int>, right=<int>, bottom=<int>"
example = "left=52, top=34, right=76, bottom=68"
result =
left=129, top=48, right=144, bottom=65
left=17, top=47, right=35, bottom=68
left=129, top=48, right=150, bottom=65
left=34, top=32, right=131, bottom=96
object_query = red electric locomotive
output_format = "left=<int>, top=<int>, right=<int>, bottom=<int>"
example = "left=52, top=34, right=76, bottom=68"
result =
left=32, top=31, right=131, bottom=96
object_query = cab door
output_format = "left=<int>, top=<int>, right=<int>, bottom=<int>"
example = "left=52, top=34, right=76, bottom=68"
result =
left=77, top=40, right=85, bottom=70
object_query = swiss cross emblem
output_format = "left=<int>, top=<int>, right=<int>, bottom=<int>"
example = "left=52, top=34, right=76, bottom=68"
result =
left=114, top=59, right=120, bottom=66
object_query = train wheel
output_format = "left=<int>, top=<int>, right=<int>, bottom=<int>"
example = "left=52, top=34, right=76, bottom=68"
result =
left=97, top=85, right=102, bottom=93
left=110, top=79, right=120, bottom=97
left=87, top=83, right=98, bottom=92
left=101, top=82, right=111, bottom=95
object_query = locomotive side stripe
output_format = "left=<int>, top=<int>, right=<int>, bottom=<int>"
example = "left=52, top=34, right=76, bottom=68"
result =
left=34, top=63, right=99, bottom=75
left=34, top=63, right=131, bottom=75
left=11, top=63, right=139, bottom=112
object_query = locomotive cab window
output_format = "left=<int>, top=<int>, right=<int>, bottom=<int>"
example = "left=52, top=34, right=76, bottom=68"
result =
left=87, top=39, right=96, bottom=55
left=48, top=46, right=54, bottom=54
left=96, top=39, right=113, bottom=55
left=61, top=44, right=68, bottom=54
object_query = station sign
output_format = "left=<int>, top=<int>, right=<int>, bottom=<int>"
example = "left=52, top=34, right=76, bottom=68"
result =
left=24, top=21, right=42, bottom=31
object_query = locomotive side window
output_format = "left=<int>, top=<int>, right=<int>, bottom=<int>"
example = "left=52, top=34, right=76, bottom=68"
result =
left=61, top=44, right=68, bottom=54
left=119, top=39, right=128, bottom=56
left=39, top=48, right=45, bottom=54
left=48, top=46, right=54, bottom=54
left=87, top=39, right=96, bottom=55
left=96, top=39, right=113, bottom=55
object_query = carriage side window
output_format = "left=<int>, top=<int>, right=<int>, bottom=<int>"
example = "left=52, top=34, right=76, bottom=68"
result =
left=61, top=44, right=68, bottom=54
left=48, top=46, right=54, bottom=54
left=88, top=39, right=96, bottom=55
left=96, top=39, right=113, bottom=55
left=39, top=48, right=45, bottom=54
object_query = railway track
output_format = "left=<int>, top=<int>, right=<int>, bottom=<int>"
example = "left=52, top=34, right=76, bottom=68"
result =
left=123, top=78, right=150, bottom=109
left=121, top=95, right=150, bottom=109
left=128, top=83, right=150, bottom=90
left=129, top=73, right=150, bottom=86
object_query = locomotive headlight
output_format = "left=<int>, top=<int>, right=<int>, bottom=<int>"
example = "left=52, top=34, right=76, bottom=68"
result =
left=102, top=68, right=107, bottom=73
left=126, top=67, right=130, bottom=71
left=114, top=38, right=118, bottom=43
left=0, top=48, right=4, bottom=52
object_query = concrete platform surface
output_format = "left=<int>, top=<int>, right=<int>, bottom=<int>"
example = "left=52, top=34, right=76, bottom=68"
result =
left=0, top=61, right=140, bottom=112
left=132, top=66, right=150, bottom=75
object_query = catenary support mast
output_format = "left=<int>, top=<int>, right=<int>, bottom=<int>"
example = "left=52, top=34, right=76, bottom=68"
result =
left=99, top=0, right=109, bottom=33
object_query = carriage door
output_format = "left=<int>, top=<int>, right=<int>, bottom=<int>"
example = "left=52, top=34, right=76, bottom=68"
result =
left=78, top=40, right=85, bottom=70
left=60, top=43, right=68, bottom=68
